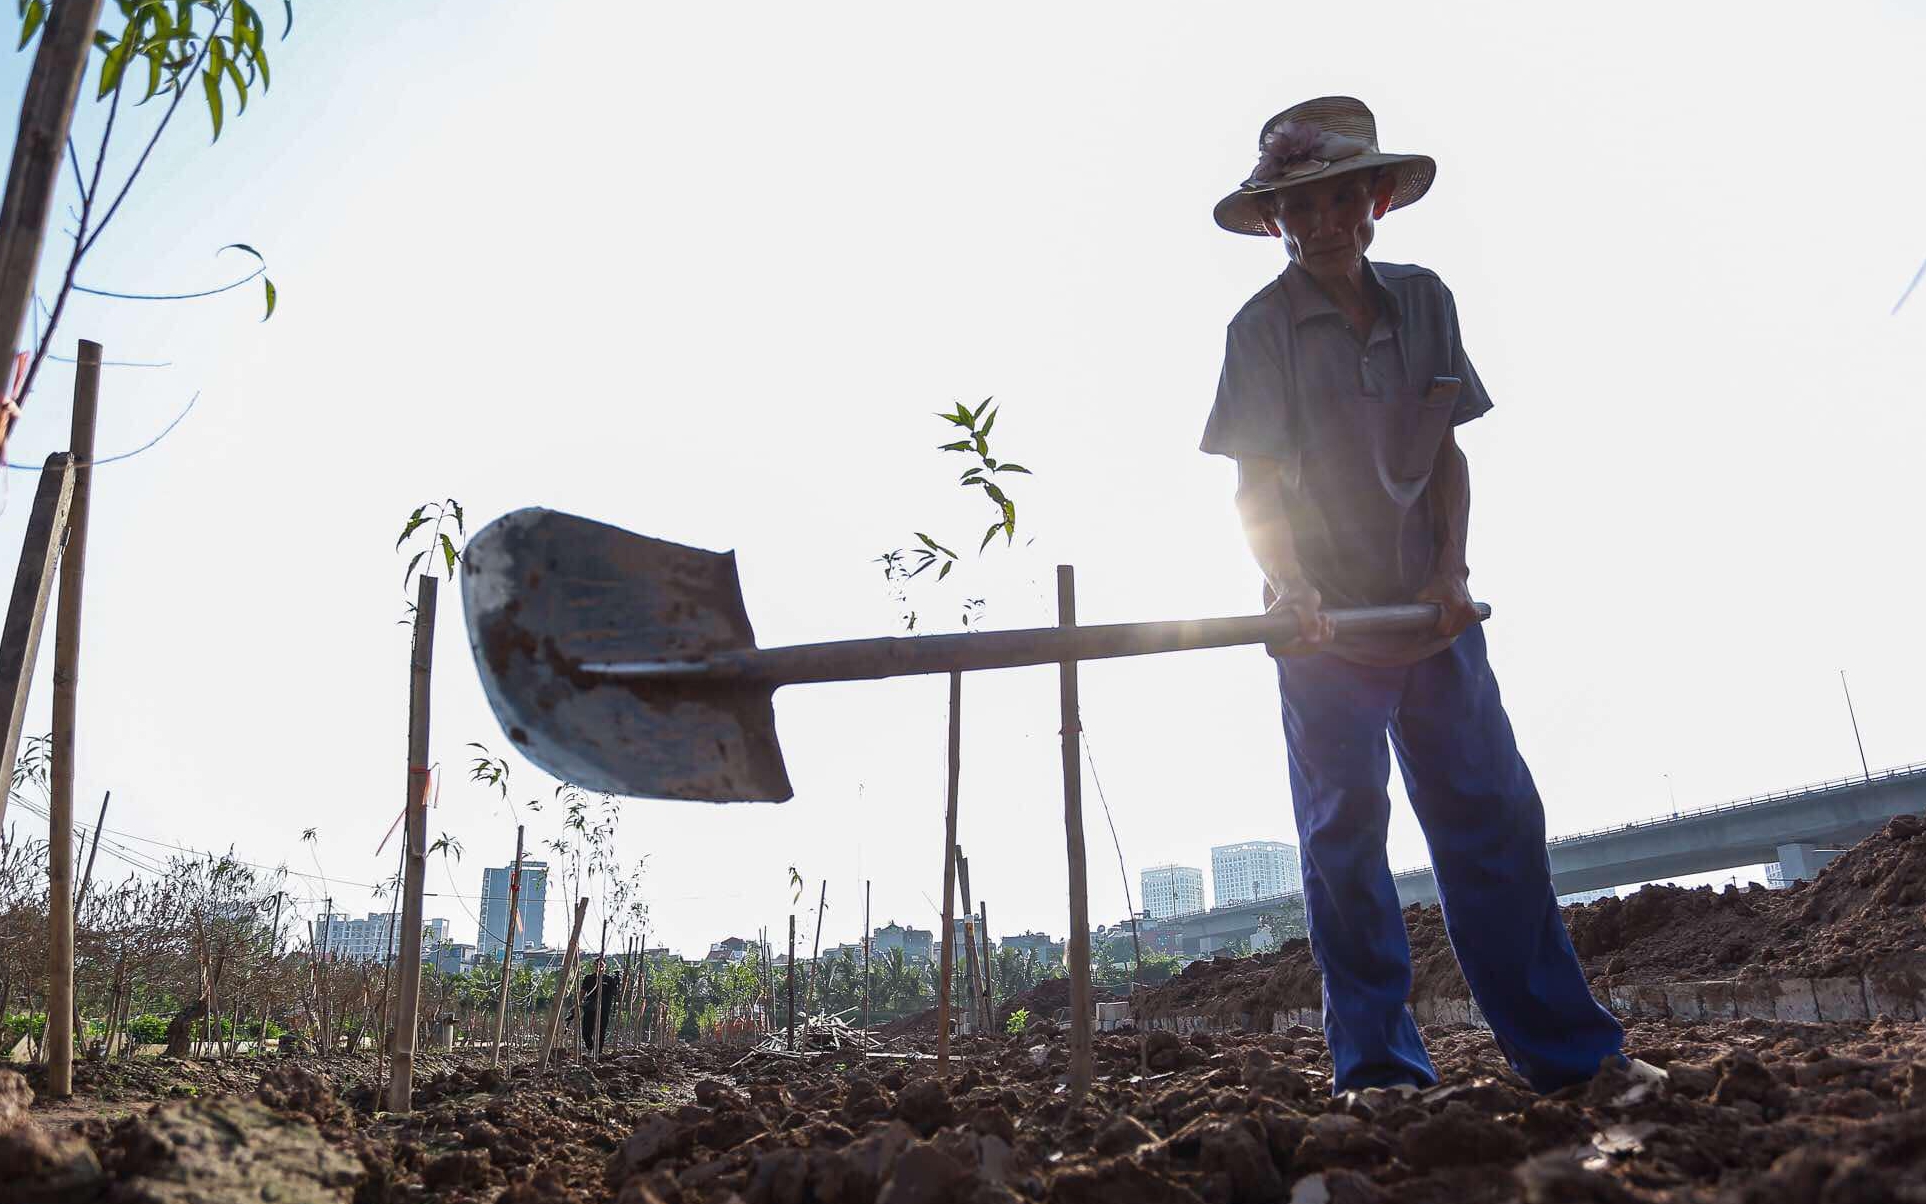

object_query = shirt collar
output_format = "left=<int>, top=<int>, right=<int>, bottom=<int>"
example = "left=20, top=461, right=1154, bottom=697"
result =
left=1282, top=258, right=1402, bottom=330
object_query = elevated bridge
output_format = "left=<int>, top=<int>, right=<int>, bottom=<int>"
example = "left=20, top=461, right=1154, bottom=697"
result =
left=1148, top=761, right=1926, bottom=956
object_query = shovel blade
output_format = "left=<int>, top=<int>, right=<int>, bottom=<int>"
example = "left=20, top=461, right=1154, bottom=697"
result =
left=461, top=508, right=793, bottom=802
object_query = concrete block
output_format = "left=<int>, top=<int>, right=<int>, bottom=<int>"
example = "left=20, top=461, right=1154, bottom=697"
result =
left=1434, top=998, right=1472, bottom=1026
left=1812, top=978, right=1869, bottom=1022
left=1661, top=983, right=1705, bottom=1021
left=1773, top=979, right=1820, bottom=1023
left=1632, top=985, right=1671, bottom=1018
left=1694, top=981, right=1736, bottom=1020
left=1863, top=975, right=1918, bottom=1021
left=1732, top=979, right=1776, bottom=1020
left=1606, top=985, right=1639, bottom=1016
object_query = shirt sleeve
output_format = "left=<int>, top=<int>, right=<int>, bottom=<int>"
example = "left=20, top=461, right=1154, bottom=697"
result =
left=1444, top=286, right=1494, bottom=426
left=1200, top=317, right=1298, bottom=465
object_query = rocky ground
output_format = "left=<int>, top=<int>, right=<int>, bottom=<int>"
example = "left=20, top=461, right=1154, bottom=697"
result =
left=2, top=1011, right=1924, bottom=1203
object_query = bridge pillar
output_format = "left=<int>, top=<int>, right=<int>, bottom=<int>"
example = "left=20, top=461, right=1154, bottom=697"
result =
left=1774, top=842, right=1840, bottom=885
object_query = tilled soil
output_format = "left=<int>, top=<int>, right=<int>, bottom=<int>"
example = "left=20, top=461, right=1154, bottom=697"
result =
left=7, top=1015, right=1926, bottom=1202
left=1139, top=815, right=1926, bottom=1019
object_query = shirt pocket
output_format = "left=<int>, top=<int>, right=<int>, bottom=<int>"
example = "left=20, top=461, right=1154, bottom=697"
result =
left=1397, top=376, right=1461, bottom=481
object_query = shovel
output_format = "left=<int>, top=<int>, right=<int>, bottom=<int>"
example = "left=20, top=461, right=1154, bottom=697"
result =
left=461, top=508, right=1489, bottom=802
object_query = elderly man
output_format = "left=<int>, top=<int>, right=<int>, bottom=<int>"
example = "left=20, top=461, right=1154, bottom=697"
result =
left=1202, top=97, right=1624, bottom=1094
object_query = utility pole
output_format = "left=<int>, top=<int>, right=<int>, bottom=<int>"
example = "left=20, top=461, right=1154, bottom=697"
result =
left=1840, top=670, right=1871, bottom=782
left=490, top=826, right=525, bottom=1067
left=46, top=340, right=100, bottom=1098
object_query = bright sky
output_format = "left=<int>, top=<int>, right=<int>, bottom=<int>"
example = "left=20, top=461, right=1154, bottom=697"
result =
left=2, top=2, right=1922, bottom=960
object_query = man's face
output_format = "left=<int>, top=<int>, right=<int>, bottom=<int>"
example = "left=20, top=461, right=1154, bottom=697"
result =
left=1263, top=170, right=1396, bottom=278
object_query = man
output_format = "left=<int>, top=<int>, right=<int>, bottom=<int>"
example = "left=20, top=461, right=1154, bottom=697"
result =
left=577, top=957, right=620, bottom=1055
left=1201, top=97, right=1624, bottom=1094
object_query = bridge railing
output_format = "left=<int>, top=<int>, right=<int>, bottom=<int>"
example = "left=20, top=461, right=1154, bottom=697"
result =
left=1150, top=761, right=1926, bottom=924
left=1543, top=760, right=1926, bottom=849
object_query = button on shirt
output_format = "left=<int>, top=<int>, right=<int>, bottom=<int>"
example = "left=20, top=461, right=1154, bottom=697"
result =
left=1200, top=259, right=1492, bottom=666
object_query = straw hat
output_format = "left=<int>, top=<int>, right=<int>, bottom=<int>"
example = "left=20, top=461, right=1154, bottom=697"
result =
left=1214, top=96, right=1435, bottom=236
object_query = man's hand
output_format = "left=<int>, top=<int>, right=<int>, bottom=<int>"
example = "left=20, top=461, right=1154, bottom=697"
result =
left=1266, top=582, right=1336, bottom=656
left=1416, top=570, right=1478, bottom=637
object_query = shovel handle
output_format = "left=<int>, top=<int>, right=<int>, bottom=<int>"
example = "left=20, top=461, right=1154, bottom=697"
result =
left=583, top=601, right=1491, bottom=686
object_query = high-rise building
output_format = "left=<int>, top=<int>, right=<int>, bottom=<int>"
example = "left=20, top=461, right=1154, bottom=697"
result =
left=1210, top=840, right=1301, bottom=907
left=1140, top=864, right=1205, bottom=919
left=314, top=913, right=452, bottom=963
left=479, top=859, right=549, bottom=959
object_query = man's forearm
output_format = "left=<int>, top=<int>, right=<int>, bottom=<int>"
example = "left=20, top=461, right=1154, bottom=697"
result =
left=1429, top=431, right=1470, bottom=577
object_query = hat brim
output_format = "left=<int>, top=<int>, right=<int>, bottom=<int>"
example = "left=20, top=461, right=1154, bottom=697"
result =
left=1213, top=152, right=1435, bottom=236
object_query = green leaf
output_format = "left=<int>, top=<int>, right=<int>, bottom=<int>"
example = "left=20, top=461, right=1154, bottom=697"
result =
left=972, top=397, right=992, bottom=421
left=979, top=407, right=996, bottom=437
left=139, top=45, right=162, bottom=101
left=92, top=30, right=115, bottom=52
left=260, top=276, right=275, bottom=320
left=936, top=413, right=970, bottom=428
left=1000, top=499, right=1016, bottom=536
left=97, top=37, right=132, bottom=98
left=938, top=439, right=971, bottom=451
left=221, top=241, right=263, bottom=262
left=449, top=499, right=464, bottom=534
left=252, top=40, right=268, bottom=90
left=201, top=65, right=222, bottom=140
left=937, top=560, right=952, bottom=581
left=915, top=531, right=939, bottom=552
left=439, top=532, right=458, bottom=577
left=982, top=482, right=1008, bottom=506
left=280, top=0, right=291, bottom=40
left=979, top=522, right=1001, bottom=553
left=223, top=52, right=246, bottom=113
left=205, top=27, right=223, bottom=76
left=18, top=1, right=44, bottom=50
left=403, top=549, right=426, bottom=586
left=395, top=506, right=428, bottom=548
left=993, top=462, right=1030, bottom=474
left=973, top=433, right=987, bottom=457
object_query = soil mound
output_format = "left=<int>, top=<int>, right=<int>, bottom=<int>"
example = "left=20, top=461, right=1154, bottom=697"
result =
left=1138, top=817, right=1926, bottom=1017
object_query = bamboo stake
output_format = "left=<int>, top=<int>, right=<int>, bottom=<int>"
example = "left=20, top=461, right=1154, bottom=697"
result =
left=387, top=573, right=436, bottom=1112
left=0, top=451, right=74, bottom=831
left=46, top=339, right=99, bottom=1098
left=978, top=901, right=994, bottom=1030
left=259, top=891, right=283, bottom=1054
left=489, top=826, right=524, bottom=1066
left=785, top=914, right=796, bottom=1051
left=538, top=897, right=589, bottom=1069
left=73, top=789, right=107, bottom=910
left=591, top=917, right=609, bottom=1057
left=1057, top=565, right=1094, bottom=1100
left=936, top=669, right=961, bottom=1072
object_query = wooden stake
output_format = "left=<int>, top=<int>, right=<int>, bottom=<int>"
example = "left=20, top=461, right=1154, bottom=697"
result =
left=806, top=880, right=827, bottom=1014
left=538, top=897, right=589, bottom=1069
left=785, top=914, right=796, bottom=1051
left=490, top=825, right=525, bottom=1067
left=957, top=848, right=981, bottom=1038
left=978, top=901, right=994, bottom=1030
left=937, top=669, right=961, bottom=1072
left=46, top=339, right=100, bottom=1099
left=260, top=891, right=283, bottom=1053
left=1057, top=565, right=1093, bottom=1100
left=0, top=451, right=73, bottom=830
left=73, top=789, right=108, bottom=910
left=387, top=573, right=436, bottom=1113
left=0, top=0, right=109, bottom=457
left=861, top=879, right=872, bottom=1033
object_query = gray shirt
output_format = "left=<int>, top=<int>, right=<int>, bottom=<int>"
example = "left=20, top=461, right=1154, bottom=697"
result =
left=1201, top=259, right=1492, bottom=666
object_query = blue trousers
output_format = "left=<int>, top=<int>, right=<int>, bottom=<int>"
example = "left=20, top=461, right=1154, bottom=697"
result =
left=1276, top=624, right=1623, bottom=1093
